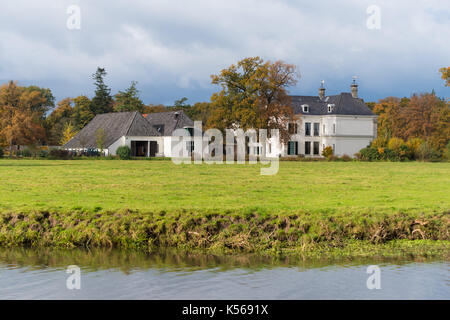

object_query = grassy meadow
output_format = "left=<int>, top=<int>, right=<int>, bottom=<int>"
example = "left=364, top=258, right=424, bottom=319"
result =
left=0, top=159, right=448, bottom=256
left=0, top=159, right=449, bottom=214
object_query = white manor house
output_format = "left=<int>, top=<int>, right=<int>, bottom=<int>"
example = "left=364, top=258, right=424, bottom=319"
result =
left=266, top=81, right=378, bottom=158
left=65, top=81, right=378, bottom=158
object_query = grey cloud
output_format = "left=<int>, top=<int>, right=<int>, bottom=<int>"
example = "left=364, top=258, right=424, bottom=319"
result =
left=0, top=0, right=448, bottom=105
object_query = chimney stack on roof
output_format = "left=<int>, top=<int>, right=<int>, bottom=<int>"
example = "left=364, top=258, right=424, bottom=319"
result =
left=318, top=80, right=325, bottom=100
left=350, top=76, right=358, bottom=98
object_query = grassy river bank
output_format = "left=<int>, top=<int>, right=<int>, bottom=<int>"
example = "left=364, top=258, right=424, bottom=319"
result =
left=0, top=160, right=448, bottom=258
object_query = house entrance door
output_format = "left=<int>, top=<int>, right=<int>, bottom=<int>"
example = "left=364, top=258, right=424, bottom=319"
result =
left=149, top=141, right=157, bottom=157
left=131, top=141, right=148, bottom=157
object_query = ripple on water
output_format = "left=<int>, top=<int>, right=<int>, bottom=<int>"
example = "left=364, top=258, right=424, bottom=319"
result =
left=0, top=249, right=448, bottom=300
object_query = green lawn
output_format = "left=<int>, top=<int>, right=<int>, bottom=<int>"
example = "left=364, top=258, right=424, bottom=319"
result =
left=0, top=159, right=448, bottom=215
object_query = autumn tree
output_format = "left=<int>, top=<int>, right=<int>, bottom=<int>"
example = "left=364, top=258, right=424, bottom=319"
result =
left=208, top=57, right=298, bottom=142
left=143, top=104, right=168, bottom=114
left=114, top=81, right=144, bottom=112
left=373, top=97, right=408, bottom=141
left=91, top=67, right=113, bottom=115
left=72, top=95, right=94, bottom=129
left=0, top=81, right=51, bottom=154
left=0, top=107, right=46, bottom=155
left=45, top=97, right=74, bottom=145
left=439, top=67, right=450, bottom=87
left=188, top=102, right=211, bottom=124
left=402, top=93, right=442, bottom=140
left=60, top=122, right=78, bottom=145
left=429, top=101, right=450, bottom=152
left=374, top=92, right=449, bottom=153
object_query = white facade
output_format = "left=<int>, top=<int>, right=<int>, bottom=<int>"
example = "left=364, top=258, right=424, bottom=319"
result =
left=266, top=114, right=377, bottom=158
left=108, top=136, right=164, bottom=157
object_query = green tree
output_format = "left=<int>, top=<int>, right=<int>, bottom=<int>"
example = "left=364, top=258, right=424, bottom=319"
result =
left=72, top=95, right=94, bottom=129
left=95, top=128, right=107, bottom=154
left=174, top=97, right=189, bottom=108
left=90, top=67, right=113, bottom=115
left=21, top=85, right=55, bottom=117
left=114, top=81, right=144, bottom=112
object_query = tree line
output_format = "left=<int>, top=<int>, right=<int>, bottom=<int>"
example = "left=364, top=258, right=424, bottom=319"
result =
left=363, top=68, right=449, bottom=160
left=0, top=59, right=448, bottom=159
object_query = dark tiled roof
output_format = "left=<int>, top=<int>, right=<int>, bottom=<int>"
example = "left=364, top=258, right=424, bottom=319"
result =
left=290, top=92, right=375, bottom=116
left=64, top=111, right=160, bottom=149
left=145, top=110, right=194, bottom=136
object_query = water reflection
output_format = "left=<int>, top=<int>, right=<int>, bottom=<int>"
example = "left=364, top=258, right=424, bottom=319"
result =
left=0, top=248, right=448, bottom=299
left=0, top=247, right=443, bottom=274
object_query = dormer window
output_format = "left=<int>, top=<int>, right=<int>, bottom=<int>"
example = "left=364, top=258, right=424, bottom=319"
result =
left=302, top=104, right=309, bottom=113
left=327, top=104, right=335, bottom=113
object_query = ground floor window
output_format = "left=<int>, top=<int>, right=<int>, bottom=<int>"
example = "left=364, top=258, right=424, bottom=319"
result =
left=313, top=141, right=319, bottom=155
left=305, top=141, right=311, bottom=155
left=287, top=141, right=298, bottom=155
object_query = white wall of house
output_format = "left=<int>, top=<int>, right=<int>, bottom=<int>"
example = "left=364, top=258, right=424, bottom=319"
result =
left=273, top=114, right=377, bottom=158
left=108, top=136, right=164, bottom=156
left=103, top=115, right=376, bottom=159
left=162, top=136, right=172, bottom=157
left=108, top=136, right=126, bottom=156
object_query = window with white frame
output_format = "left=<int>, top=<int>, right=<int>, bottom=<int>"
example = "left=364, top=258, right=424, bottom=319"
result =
left=313, top=123, right=320, bottom=136
left=305, top=122, right=311, bottom=136
left=302, top=104, right=309, bottom=113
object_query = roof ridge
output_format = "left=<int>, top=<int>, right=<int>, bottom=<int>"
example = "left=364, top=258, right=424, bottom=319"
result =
left=125, top=111, right=138, bottom=136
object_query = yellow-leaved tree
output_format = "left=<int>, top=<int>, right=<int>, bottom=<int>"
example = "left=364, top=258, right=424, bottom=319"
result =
left=60, top=122, right=78, bottom=146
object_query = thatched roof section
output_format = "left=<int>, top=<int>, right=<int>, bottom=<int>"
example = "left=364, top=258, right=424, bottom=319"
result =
left=64, top=111, right=161, bottom=149
left=145, top=110, right=194, bottom=136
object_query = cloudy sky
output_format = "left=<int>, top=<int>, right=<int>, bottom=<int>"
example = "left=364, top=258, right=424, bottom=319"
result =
left=0, top=0, right=448, bottom=105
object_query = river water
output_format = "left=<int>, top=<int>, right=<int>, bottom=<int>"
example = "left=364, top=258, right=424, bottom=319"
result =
left=0, top=248, right=448, bottom=300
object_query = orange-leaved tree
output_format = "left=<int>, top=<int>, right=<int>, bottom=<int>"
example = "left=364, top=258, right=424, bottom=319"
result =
left=0, top=81, right=52, bottom=155
left=208, top=57, right=299, bottom=143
